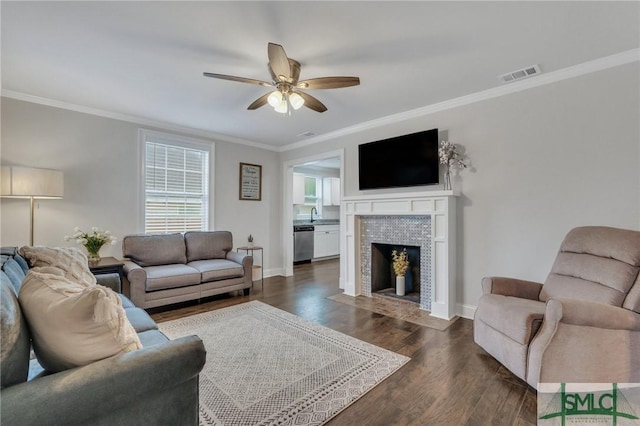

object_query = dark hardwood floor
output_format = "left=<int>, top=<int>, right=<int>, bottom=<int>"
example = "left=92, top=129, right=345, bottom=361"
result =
left=150, top=259, right=537, bottom=425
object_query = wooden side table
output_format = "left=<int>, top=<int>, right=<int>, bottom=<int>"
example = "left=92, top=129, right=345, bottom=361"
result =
left=236, top=246, right=264, bottom=289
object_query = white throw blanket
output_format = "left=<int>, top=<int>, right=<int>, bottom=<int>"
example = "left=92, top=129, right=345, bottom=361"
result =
left=19, top=246, right=97, bottom=287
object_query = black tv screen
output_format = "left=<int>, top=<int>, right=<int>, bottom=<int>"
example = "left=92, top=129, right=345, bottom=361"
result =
left=358, top=129, right=439, bottom=190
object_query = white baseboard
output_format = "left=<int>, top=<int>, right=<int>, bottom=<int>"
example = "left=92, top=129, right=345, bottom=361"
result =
left=264, top=267, right=285, bottom=278
left=457, top=303, right=477, bottom=320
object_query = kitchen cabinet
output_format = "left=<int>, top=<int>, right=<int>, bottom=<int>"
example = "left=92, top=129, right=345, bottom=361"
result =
left=313, top=225, right=340, bottom=258
left=293, top=173, right=305, bottom=204
left=322, top=177, right=340, bottom=206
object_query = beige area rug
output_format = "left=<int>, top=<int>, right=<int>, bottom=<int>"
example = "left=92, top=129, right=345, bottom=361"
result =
left=158, top=301, right=409, bottom=426
left=328, top=293, right=459, bottom=331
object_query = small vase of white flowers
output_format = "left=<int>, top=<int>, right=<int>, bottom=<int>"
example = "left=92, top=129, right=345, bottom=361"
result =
left=65, top=227, right=117, bottom=263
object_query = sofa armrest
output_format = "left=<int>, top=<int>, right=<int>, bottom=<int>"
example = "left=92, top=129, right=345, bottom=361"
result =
left=526, top=299, right=640, bottom=388
left=226, top=252, right=253, bottom=288
left=481, top=276, right=543, bottom=300
left=95, top=273, right=121, bottom=293
left=1, top=335, right=206, bottom=425
left=123, top=260, right=147, bottom=307
left=226, top=251, right=246, bottom=265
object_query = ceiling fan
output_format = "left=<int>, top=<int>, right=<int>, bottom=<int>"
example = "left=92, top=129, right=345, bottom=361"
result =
left=203, top=42, right=360, bottom=114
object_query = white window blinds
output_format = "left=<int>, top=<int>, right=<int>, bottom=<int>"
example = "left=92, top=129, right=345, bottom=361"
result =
left=144, top=140, right=209, bottom=234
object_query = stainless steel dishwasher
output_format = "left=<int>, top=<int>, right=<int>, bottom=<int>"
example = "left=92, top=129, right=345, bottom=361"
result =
left=293, top=224, right=315, bottom=263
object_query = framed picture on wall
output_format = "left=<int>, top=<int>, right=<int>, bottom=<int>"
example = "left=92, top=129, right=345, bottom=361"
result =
left=239, top=162, right=262, bottom=201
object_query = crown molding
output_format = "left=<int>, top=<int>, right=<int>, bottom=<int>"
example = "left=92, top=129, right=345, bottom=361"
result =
left=279, top=48, right=639, bottom=152
left=2, top=48, right=637, bottom=154
left=0, top=90, right=279, bottom=152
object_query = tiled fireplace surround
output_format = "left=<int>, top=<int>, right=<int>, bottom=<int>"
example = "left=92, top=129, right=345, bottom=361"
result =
left=360, top=215, right=432, bottom=310
left=340, top=191, right=457, bottom=320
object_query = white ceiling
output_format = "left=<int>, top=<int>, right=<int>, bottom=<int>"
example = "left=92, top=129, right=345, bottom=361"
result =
left=2, top=2, right=638, bottom=149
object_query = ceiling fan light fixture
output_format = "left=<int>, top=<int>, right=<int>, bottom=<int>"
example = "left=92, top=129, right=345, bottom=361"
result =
left=274, top=98, right=288, bottom=114
left=267, top=91, right=283, bottom=107
left=203, top=42, right=359, bottom=114
left=289, top=92, right=305, bottom=110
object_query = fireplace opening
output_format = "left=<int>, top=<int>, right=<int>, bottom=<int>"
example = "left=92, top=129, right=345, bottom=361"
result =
left=371, top=243, right=421, bottom=304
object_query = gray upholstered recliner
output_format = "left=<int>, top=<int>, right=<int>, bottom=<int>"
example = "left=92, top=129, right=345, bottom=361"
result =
left=474, top=226, right=640, bottom=389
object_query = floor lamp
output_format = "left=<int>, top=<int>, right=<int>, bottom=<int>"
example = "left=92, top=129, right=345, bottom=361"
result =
left=1, top=166, right=64, bottom=246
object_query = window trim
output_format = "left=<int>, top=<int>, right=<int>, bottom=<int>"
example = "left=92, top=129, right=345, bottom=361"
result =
left=138, top=129, right=215, bottom=233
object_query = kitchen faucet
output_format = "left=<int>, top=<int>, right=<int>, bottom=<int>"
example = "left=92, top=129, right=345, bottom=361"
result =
left=310, top=207, right=318, bottom=223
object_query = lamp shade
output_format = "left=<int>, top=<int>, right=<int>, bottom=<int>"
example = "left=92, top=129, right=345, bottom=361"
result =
left=1, top=166, right=64, bottom=198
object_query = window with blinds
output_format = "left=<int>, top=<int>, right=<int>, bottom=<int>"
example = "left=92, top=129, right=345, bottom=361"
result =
left=144, top=138, right=210, bottom=234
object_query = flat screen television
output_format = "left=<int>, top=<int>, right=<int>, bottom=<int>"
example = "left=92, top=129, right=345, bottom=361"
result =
left=358, top=128, right=439, bottom=190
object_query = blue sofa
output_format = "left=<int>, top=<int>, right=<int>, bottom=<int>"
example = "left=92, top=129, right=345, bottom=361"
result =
left=0, top=247, right=206, bottom=425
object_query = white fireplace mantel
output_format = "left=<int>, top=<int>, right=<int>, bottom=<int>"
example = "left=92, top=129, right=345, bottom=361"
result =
left=339, top=190, right=458, bottom=320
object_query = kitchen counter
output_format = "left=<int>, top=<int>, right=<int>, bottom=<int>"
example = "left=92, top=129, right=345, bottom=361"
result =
left=293, top=219, right=340, bottom=226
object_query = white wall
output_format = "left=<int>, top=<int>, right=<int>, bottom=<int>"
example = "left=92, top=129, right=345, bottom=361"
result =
left=2, top=62, right=638, bottom=311
left=280, top=63, right=640, bottom=311
left=0, top=98, right=283, bottom=275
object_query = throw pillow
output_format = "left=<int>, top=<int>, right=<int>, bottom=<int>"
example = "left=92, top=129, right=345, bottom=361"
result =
left=19, top=266, right=142, bottom=372
left=19, top=246, right=96, bottom=287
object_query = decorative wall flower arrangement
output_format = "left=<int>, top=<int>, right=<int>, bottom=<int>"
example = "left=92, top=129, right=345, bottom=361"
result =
left=439, top=140, right=468, bottom=190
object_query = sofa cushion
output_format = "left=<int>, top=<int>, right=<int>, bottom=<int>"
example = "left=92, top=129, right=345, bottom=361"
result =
left=19, top=266, right=142, bottom=372
left=2, top=259, right=25, bottom=295
left=137, top=329, right=170, bottom=348
left=125, top=307, right=158, bottom=333
left=476, top=294, right=546, bottom=345
left=119, top=294, right=136, bottom=309
left=19, top=246, right=96, bottom=287
left=0, top=280, right=30, bottom=388
left=13, top=253, right=29, bottom=274
left=184, top=231, right=232, bottom=262
left=188, top=259, right=244, bottom=282
left=145, top=264, right=201, bottom=291
left=122, top=233, right=187, bottom=267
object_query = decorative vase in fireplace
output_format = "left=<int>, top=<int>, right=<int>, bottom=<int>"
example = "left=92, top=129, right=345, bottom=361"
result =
left=396, top=276, right=406, bottom=296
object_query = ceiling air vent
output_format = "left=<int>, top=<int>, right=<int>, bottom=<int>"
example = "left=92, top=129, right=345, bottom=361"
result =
left=498, top=64, right=542, bottom=84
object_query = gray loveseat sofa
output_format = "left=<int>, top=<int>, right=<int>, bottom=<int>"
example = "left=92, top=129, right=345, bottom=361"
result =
left=122, top=231, right=253, bottom=309
left=0, top=247, right=206, bottom=425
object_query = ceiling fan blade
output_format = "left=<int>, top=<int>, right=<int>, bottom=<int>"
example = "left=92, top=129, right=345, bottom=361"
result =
left=203, top=72, right=273, bottom=87
left=296, top=91, right=327, bottom=113
left=267, top=43, right=291, bottom=82
left=297, top=76, right=360, bottom=90
left=247, top=93, right=271, bottom=110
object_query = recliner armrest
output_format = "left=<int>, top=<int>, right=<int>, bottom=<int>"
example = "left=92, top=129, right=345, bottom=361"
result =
left=1, top=335, right=206, bottom=425
left=481, top=276, right=543, bottom=300
left=527, top=298, right=640, bottom=387
left=546, top=298, right=640, bottom=331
